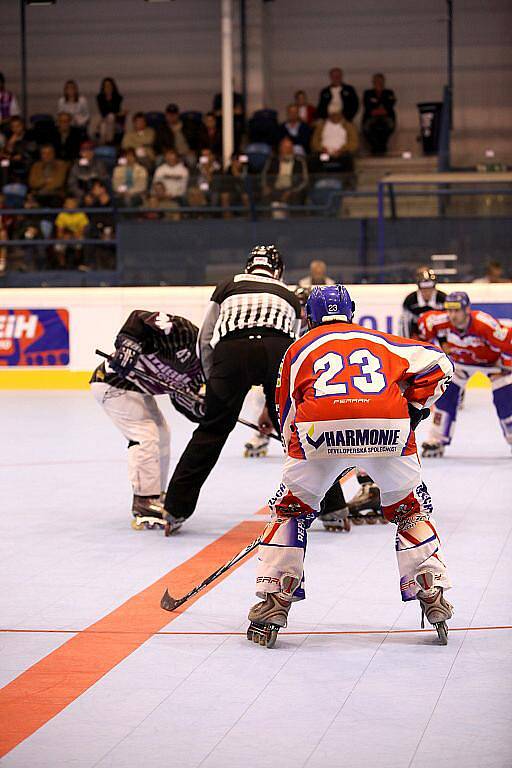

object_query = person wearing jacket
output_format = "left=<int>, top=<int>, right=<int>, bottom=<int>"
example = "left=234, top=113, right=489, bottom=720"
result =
left=316, top=67, right=359, bottom=122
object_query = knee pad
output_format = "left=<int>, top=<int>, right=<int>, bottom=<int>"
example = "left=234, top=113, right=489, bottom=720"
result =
left=382, top=482, right=433, bottom=529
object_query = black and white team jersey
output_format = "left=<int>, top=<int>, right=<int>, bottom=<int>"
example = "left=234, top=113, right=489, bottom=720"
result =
left=399, top=288, right=447, bottom=338
left=198, top=273, right=302, bottom=377
left=90, top=310, right=204, bottom=419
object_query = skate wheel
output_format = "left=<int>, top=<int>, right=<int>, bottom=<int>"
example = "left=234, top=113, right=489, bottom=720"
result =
left=351, top=516, right=365, bottom=525
left=247, top=622, right=279, bottom=648
left=131, top=519, right=145, bottom=531
left=435, top=622, right=448, bottom=645
left=366, top=515, right=378, bottom=525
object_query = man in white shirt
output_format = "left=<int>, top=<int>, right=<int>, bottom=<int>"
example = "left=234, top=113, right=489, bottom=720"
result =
left=316, top=68, right=359, bottom=121
left=298, top=260, right=336, bottom=287
left=152, top=149, right=189, bottom=202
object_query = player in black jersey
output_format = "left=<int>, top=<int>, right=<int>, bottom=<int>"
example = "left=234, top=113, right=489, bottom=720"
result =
left=399, top=267, right=447, bottom=339
left=163, top=245, right=302, bottom=533
left=90, top=310, right=205, bottom=529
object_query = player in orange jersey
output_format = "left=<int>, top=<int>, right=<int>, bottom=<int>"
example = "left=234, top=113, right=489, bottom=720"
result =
left=418, top=291, right=512, bottom=457
left=246, top=284, right=455, bottom=648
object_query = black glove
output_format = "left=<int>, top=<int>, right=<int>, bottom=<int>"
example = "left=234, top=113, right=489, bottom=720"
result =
left=408, top=404, right=430, bottom=431
left=170, top=386, right=206, bottom=423
left=110, top=335, right=143, bottom=376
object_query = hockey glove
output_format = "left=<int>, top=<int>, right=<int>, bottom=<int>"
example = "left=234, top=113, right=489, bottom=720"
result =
left=170, top=386, right=206, bottom=423
left=408, top=404, right=430, bottom=431
left=110, top=335, right=143, bottom=376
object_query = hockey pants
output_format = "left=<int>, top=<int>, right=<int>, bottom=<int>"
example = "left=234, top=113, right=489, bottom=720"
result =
left=256, top=453, right=451, bottom=603
left=91, top=383, right=170, bottom=496
left=428, top=365, right=512, bottom=446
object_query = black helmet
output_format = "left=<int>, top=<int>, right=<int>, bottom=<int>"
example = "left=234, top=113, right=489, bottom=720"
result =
left=245, top=244, right=284, bottom=280
left=416, top=266, right=436, bottom=288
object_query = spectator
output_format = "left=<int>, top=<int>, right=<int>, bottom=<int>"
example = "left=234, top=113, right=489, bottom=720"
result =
left=53, top=195, right=89, bottom=269
left=121, top=112, right=155, bottom=168
left=316, top=67, right=359, bottom=122
left=473, top=260, right=509, bottom=283
left=298, top=259, right=335, bottom=287
left=262, top=137, right=308, bottom=216
left=311, top=110, right=359, bottom=172
left=67, top=141, right=108, bottom=200
left=211, top=154, right=248, bottom=218
left=212, top=90, right=245, bottom=151
left=83, top=180, right=115, bottom=268
left=0, top=73, right=20, bottom=130
left=145, top=181, right=181, bottom=221
left=0, top=193, right=14, bottom=275
left=294, top=90, right=316, bottom=125
left=51, top=111, right=82, bottom=162
left=28, top=144, right=68, bottom=206
left=57, top=80, right=90, bottom=133
left=0, top=116, right=37, bottom=182
left=187, top=148, right=221, bottom=207
left=199, top=112, right=222, bottom=156
left=278, top=104, right=311, bottom=155
left=95, top=77, right=124, bottom=145
left=362, top=73, right=396, bottom=155
left=151, top=148, right=189, bottom=204
left=112, top=148, right=148, bottom=206
left=10, top=201, right=45, bottom=272
left=154, top=104, right=193, bottom=159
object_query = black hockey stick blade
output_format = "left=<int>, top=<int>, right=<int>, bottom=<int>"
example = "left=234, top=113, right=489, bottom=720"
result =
left=160, top=589, right=181, bottom=612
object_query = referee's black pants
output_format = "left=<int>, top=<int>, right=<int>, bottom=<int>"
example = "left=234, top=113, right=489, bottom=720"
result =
left=165, top=333, right=291, bottom=519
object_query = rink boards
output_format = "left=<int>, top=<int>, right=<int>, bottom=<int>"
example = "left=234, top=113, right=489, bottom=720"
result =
left=1, top=283, right=511, bottom=389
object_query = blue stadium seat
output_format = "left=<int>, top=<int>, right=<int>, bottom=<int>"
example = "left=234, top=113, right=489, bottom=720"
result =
left=181, top=110, right=203, bottom=124
left=94, top=145, right=118, bottom=173
left=145, top=111, right=165, bottom=128
left=310, top=178, right=343, bottom=213
left=245, top=143, right=271, bottom=174
left=30, top=113, right=54, bottom=126
left=2, top=183, right=28, bottom=208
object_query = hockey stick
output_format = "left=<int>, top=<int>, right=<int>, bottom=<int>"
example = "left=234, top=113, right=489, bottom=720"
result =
left=95, top=349, right=280, bottom=441
left=161, top=529, right=268, bottom=612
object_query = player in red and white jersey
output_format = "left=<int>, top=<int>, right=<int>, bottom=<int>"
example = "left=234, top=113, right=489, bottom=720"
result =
left=418, top=291, right=512, bottom=457
left=246, top=285, right=455, bottom=648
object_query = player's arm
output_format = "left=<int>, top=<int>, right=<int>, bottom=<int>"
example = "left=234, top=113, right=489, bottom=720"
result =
left=275, top=349, right=295, bottom=450
left=110, top=309, right=152, bottom=375
left=197, top=301, right=220, bottom=380
left=475, top=312, right=512, bottom=359
left=402, top=342, right=454, bottom=411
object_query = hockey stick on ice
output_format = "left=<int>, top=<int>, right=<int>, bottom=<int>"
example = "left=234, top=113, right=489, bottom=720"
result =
left=95, top=349, right=280, bottom=441
left=160, top=531, right=266, bottom=611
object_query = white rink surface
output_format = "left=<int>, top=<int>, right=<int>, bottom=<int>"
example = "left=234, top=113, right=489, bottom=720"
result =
left=1, top=388, right=511, bottom=768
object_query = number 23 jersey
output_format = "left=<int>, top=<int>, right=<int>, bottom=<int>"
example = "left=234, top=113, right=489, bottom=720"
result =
left=276, top=321, right=453, bottom=460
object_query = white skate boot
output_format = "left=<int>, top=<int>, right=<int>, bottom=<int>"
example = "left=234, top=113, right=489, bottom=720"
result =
left=244, top=433, right=270, bottom=458
left=131, top=495, right=166, bottom=530
left=319, top=506, right=351, bottom=532
left=421, top=440, right=445, bottom=458
left=416, top=571, right=453, bottom=645
left=247, top=593, right=292, bottom=648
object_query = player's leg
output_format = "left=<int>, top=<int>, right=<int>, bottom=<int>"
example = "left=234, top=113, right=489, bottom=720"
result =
left=241, top=386, right=269, bottom=457
left=153, top=400, right=171, bottom=496
left=318, top=480, right=351, bottom=532
left=490, top=372, right=512, bottom=451
left=91, top=383, right=167, bottom=527
left=422, top=368, right=469, bottom=457
left=365, top=454, right=453, bottom=643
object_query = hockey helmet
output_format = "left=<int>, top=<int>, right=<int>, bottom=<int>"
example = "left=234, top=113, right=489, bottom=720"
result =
left=444, top=291, right=470, bottom=311
left=306, top=284, right=355, bottom=327
left=416, top=266, right=436, bottom=288
left=245, top=244, right=284, bottom=279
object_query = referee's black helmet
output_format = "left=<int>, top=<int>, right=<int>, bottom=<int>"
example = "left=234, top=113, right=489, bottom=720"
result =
left=245, top=244, right=284, bottom=280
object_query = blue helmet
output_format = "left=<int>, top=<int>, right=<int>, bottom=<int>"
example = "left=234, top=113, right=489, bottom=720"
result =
left=306, top=284, right=355, bottom=326
left=444, top=291, right=470, bottom=310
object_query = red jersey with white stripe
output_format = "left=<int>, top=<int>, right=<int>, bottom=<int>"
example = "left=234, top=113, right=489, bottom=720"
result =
left=276, top=321, right=453, bottom=460
left=418, top=309, right=512, bottom=369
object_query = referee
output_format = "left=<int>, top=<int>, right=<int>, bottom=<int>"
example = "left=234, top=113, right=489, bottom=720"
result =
left=163, top=244, right=302, bottom=532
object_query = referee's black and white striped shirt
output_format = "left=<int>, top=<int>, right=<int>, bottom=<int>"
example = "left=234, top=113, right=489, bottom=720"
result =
left=198, top=273, right=302, bottom=377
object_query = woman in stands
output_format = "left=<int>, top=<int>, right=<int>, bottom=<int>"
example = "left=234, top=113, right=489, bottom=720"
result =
left=57, top=80, right=90, bottom=135
left=96, top=77, right=125, bottom=145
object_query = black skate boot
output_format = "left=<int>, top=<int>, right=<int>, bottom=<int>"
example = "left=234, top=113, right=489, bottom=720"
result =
left=247, top=593, right=292, bottom=648
left=319, top=506, right=351, bottom=532
left=421, top=440, right=445, bottom=458
left=244, top=434, right=270, bottom=458
left=416, top=571, right=453, bottom=645
left=163, top=510, right=186, bottom=537
left=131, top=495, right=166, bottom=530
left=348, top=482, right=386, bottom=524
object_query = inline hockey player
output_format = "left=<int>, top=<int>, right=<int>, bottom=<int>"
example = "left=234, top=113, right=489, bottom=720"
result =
left=419, top=291, right=512, bottom=457
left=399, top=266, right=447, bottom=338
left=90, top=310, right=204, bottom=529
left=246, top=284, right=454, bottom=648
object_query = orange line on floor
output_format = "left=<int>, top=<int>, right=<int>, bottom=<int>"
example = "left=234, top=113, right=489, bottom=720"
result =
left=0, top=519, right=263, bottom=759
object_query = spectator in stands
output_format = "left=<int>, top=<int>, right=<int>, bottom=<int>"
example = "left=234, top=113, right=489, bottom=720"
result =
left=362, top=73, right=396, bottom=155
left=151, top=148, right=189, bottom=205
left=311, top=110, right=359, bottom=172
left=262, top=137, right=308, bottom=215
left=294, top=90, right=316, bottom=125
left=10, top=202, right=45, bottom=272
left=28, top=144, right=68, bottom=206
left=187, top=148, right=222, bottom=208
left=83, top=180, right=115, bottom=268
left=51, top=111, right=82, bottom=162
left=212, top=90, right=245, bottom=152
left=473, top=260, right=509, bottom=283
left=0, top=116, right=37, bottom=182
left=121, top=112, right=155, bottom=168
left=0, top=73, right=20, bottom=131
left=299, top=259, right=335, bottom=287
left=154, top=104, right=194, bottom=160
left=95, top=77, right=124, bottom=145
left=53, top=195, right=89, bottom=269
left=199, top=112, right=222, bottom=157
left=57, top=80, right=90, bottom=134
left=67, top=141, right=108, bottom=200
left=145, top=181, right=181, bottom=221
left=316, top=67, right=359, bottom=122
left=112, top=148, right=148, bottom=206
left=211, top=153, right=248, bottom=218
left=278, top=104, right=311, bottom=155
